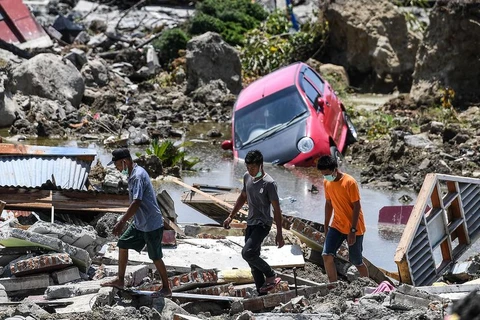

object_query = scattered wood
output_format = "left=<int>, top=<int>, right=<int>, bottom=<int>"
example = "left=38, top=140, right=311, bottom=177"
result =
left=0, top=38, right=32, bottom=59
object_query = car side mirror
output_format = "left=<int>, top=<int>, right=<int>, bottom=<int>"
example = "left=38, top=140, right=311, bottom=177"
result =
left=221, top=140, right=233, bottom=150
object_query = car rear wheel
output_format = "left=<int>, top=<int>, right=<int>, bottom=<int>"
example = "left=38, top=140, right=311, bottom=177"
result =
left=344, top=113, right=358, bottom=144
left=330, top=146, right=343, bottom=165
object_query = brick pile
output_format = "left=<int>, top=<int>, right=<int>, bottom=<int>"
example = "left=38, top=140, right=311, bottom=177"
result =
left=10, top=253, right=73, bottom=276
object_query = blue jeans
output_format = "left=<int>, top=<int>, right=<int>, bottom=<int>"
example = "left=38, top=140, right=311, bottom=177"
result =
left=322, top=227, right=364, bottom=266
left=242, top=225, right=275, bottom=293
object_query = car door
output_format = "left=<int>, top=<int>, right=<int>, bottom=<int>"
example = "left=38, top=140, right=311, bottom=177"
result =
left=303, top=67, right=344, bottom=144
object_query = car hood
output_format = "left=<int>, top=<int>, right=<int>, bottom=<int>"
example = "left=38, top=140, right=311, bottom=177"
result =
left=236, top=120, right=307, bottom=165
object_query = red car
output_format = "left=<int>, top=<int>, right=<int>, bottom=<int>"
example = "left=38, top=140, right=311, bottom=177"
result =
left=221, top=62, right=357, bottom=167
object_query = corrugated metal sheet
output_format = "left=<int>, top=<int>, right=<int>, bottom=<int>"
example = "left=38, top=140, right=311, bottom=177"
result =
left=0, top=144, right=97, bottom=190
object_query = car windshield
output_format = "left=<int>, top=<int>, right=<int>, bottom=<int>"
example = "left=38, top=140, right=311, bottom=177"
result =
left=234, top=86, right=308, bottom=147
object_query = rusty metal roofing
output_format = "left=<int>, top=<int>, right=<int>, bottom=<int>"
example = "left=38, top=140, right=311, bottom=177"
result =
left=0, top=144, right=97, bottom=190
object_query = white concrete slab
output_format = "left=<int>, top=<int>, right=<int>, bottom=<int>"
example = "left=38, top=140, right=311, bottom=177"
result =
left=104, top=238, right=304, bottom=270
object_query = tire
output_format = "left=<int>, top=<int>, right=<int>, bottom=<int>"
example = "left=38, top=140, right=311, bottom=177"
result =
left=344, top=113, right=358, bottom=144
left=330, top=146, right=343, bottom=165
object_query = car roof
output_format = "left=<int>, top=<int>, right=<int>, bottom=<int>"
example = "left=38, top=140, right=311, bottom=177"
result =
left=235, top=62, right=304, bottom=110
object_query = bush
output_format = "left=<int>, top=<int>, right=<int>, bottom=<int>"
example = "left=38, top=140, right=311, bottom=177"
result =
left=240, top=12, right=329, bottom=80
left=189, top=12, right=224, bottom=35
left=152, top=28, right=190, bottom=66
left=188, top=0, right=267, bottom=46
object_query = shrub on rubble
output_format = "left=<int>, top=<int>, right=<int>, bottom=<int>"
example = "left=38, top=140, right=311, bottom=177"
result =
left=188, top=0, right=267, bottom=46
left=152, top=28, right=190, bottom=66
left=240, top=10, right=329, bottom=81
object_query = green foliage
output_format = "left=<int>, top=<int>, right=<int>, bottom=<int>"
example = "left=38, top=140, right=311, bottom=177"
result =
left=189, top=12, right=225, bottom=35
left=142, top=139, right=200, bottom=170
left=152, top=28, right=190, bottom=65
left=264, top=10, right=291, bottom=35
left=440, top=87, right=457, bottom=123
left=393, top=0, right=428, bottom=32
left=241, top=14, right=329, bottom=79
left=188, top=0, right=267, bottom=46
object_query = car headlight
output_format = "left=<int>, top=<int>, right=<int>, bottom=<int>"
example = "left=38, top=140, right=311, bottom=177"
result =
left=297, top=137, right=314, bottom=153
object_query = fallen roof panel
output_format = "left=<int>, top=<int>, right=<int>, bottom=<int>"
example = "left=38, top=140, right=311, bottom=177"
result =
left=0, top=144, right=97, bottom=190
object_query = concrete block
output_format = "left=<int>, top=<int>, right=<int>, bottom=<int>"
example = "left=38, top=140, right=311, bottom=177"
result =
left=0, top=227, right=91, bottom=272
left=28, top=221, right=107, bottom=257
left=263, top=293, right=283, bottom=308
left=44, top=280, right=105, bottom=299
left=242, top=296, right=265, bottom=311
left=0, top=273, right=50, bottom=292
left=99, top=265, right=149, bottom=287
left=0, top=283, right=8, bottom=303
left=390, top=291, right=430, bottom=310
left=52, top=266, right=80, bottom=285
left=10, top=253, right=73, bottom=276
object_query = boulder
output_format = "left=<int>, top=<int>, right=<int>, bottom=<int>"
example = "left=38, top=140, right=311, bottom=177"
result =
left=9, top=53, right=85, bottom=107
left=0, top=75, right=19, bottom=128
left=186, top=32, right=242, bottom=95
left=410, top=2, right=480, bottom=105
left=321, top=0, right=419, bottom=92
left=81, top=59, right=110, bottom=87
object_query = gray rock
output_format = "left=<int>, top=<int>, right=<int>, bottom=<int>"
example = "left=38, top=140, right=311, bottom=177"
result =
left=404, top=133, right=433, bottom=149
left=411, top=2, right=480, bottom=105
left=151, top=298, right=190, bottom=320
left=15, top=300, right=49, bottom=318
left=81, top=59, right=110, bottom=87
left=74, top=31, right=91, bottom=45
left=10, top=53, right=85, bottom=108
left=0, top=283, right=8, bottom=303
left=322, top=0, right=419, bottom=92
left=0, top=76, right=19, bottom=128
left=64, top=48, right=88, bottom=70
left=186, top=32, right=242, bottom=94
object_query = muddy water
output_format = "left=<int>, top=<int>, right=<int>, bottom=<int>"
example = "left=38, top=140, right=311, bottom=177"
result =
left=0, top=124, right=419, bottom=272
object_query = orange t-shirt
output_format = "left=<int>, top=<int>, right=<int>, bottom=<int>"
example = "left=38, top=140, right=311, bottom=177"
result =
left=323, top=173, right=366, bottom=235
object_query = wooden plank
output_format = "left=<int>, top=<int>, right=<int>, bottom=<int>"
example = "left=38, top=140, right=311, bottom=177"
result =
left=171, top=292, right=242, bottom=302
left=276, top=271, right=325, bottom=287
left=163, top=217, right=184, bottom=236
left=417, top=283, right=480, bottom=295
left=394, top=174, right=438, bottom=285
left=0, top=188, right=130, bottom=213
left=168, top=177, right=248, bottom=217
left=0, top=200, right=5, bottom=212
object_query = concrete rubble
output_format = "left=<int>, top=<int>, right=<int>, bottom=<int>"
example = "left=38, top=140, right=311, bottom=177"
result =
left=0, top=205, right=478, bottom=320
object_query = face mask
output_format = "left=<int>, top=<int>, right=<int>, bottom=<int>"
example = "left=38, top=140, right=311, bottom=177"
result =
left=250, top=165, right=263, bottom=179
left=324, top=170, right=336, bottom=182
left=121, top=162, right=129, bottom=177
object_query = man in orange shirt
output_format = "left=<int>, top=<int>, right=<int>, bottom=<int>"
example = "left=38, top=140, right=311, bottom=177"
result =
left=316, top=155, right=369, bottom=282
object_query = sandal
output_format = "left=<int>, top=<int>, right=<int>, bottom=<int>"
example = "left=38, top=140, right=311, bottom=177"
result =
left=259, top=277, right=281, bottom=293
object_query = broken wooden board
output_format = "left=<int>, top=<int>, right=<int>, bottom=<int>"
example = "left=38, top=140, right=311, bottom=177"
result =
left=172, top=178, right=247, bottom=224
left=119, top=289, right=242, bottom=302
left=416, top=283, right=480, bottom=301
left=104, top=238, right=304, bottom=270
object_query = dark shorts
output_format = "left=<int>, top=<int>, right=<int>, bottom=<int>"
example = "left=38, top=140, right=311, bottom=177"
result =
left=117, top=224, right=164, bottom=260
left=322, top=227, right=364, bottom=266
